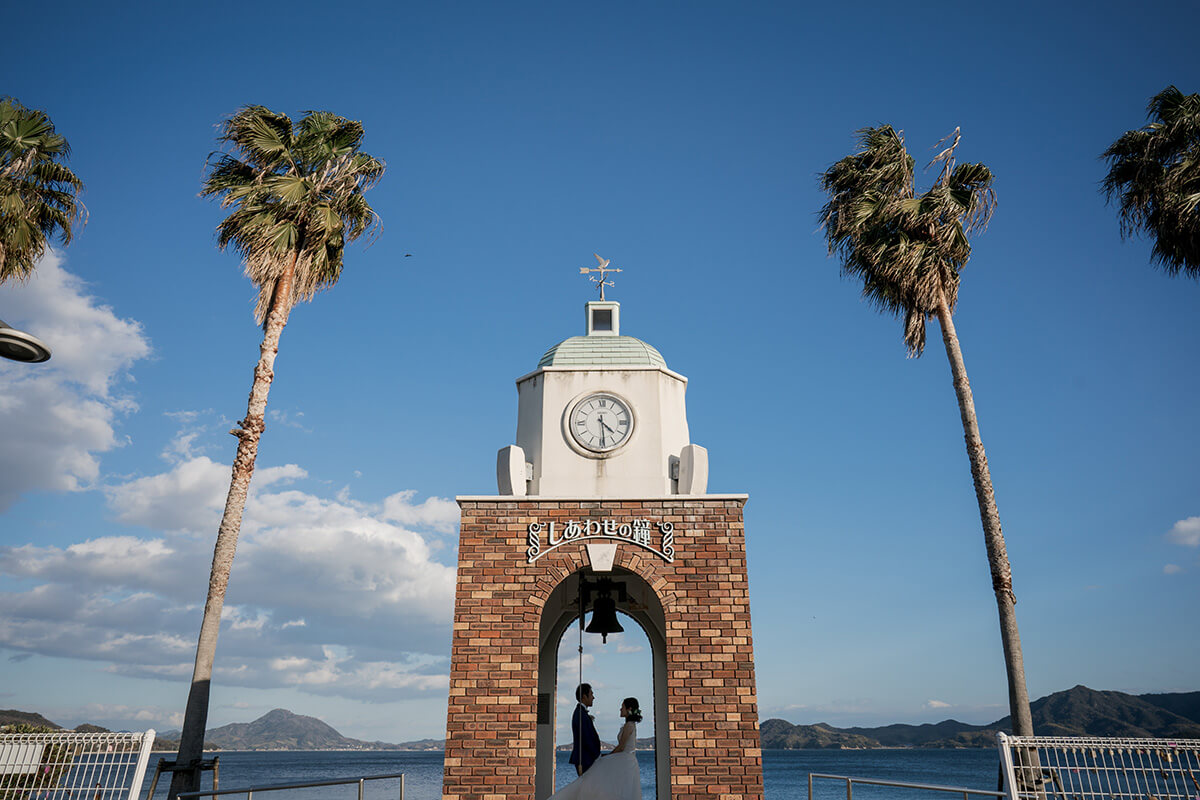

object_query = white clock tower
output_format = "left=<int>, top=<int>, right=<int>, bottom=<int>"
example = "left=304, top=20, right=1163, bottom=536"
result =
left=496, top=299, right=709, bottom=497
left=443, top=260, right=764, bottom=800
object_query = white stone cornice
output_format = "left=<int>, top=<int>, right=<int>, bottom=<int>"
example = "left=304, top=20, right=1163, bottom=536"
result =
left=456, top=494, right=749, bottom=504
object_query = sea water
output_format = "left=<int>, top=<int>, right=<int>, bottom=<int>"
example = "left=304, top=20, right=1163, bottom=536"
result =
left=141, top=748, right=1001, bottom=800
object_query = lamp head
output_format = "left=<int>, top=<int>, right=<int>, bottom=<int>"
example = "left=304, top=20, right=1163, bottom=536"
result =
left=0, top=319, right=51, bottom=363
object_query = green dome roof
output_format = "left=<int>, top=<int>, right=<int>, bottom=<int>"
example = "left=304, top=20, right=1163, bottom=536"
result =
left=538, top=335, right=667, bottom=368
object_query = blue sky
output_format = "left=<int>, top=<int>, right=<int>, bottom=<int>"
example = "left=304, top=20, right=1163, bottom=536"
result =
left=1, top=1, right=1197, bottom=744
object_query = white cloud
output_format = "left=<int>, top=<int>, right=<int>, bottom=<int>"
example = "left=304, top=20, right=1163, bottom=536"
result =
left=924, top=699, right=951, bottom=709
left=0, top=251, right=151, bottom=510
left=2, top=538, right=179, bottom=595
left=1163, top=564, right=1183, bottom=575
left=253, top=464, right=307, bottom=488
left=267, top=649, right=448, bottom=693
left=559, top=652, right=596, bottom=672
left=615, top=643, right=643, bottom=654
left=0, top=250, right=150, bottom=395
left=381, top=490, right=460, bottom=534
left=74, top=703, right=185, bottom=731
left=267, top=409, right=309, bottom=432
left=225, top=607, right=270, bottom=631
left=161, top=430, right=202, bottom=463
left=159, top=411, right=218, bottom=464
left=1167, top=516, right=1200, bottom=547
left=106, top=456, right=228, bottom=531
left=0, top=451, right=458, bottom=702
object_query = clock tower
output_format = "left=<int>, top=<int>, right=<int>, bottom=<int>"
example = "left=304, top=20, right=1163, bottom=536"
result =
left=497, top=299, right=709, bottom=498
left=442, top=272, right=764, bottom=800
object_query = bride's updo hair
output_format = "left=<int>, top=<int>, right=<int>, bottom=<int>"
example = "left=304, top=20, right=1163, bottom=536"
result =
left=622, top=697, right=644, bottom=723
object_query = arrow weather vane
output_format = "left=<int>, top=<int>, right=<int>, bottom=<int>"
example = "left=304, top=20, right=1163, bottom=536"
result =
left=580, top=253, right=622, bottom=300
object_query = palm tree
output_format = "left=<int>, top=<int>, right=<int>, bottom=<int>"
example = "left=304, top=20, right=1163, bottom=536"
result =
left=1102, top=86, right=1200, bottom=279
left=819, top=125, right=1034, bottom=737
left=168, top=106, right=384, bottom=800
left=0, top=97, right=85, bottom=283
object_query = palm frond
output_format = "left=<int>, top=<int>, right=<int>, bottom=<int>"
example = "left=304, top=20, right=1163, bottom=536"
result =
left=818, top=125, right=992, bottom=354
left=1102, top=85, right=1200, bottom=279
left=0, top=97, right=85, bottom=283
left=203, top=105, right=385, bottom=325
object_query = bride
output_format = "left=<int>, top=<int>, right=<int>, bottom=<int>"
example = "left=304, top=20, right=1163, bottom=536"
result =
left=552, top=697, right=643, bottom=800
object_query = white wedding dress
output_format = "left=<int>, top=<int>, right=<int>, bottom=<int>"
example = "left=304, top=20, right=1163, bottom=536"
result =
left=552, top=721, right=641, bottom=800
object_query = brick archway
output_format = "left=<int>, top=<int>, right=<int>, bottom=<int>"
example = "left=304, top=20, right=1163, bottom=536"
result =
left=535, top=567, right=669, bottom=800
left=443, top=496, right=764, bottom=800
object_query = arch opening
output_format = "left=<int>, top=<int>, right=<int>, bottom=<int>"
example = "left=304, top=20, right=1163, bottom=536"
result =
left=552, top=608, right=651, bottom=792
left=536, top=567, right=669, bottom=800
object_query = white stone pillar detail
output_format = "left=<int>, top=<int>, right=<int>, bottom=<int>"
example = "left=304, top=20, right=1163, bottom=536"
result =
left=497, top=445, right=528, bottom=496
left=677, top=443, right=708, bottom=494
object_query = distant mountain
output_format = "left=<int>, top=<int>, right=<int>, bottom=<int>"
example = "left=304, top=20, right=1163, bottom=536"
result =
left=762, top=685, right=1200, bottom=749
left=394, top=738, right=446, bottom=750
left=989, top=686, right=1200, bottom=739
left=0, top=709, right=61, bottom=729
left=920, top=730, right=1000, bottom=749
left=1, top=709, right=196, bottom=750
left=174, top=709, right=424, bottom=751
left=1138, top=691, right=1200, bottom=724
left=837, top=719, right=995, bottom=747
left=759, top=720, right=880, bottom=749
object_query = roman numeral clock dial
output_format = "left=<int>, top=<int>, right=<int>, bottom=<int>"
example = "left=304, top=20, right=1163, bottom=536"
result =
left=569, top=393, right=633, bottom=453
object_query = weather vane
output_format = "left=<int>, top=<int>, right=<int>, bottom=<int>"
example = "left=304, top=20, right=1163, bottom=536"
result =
left=580, top=253, right=622, bottom=300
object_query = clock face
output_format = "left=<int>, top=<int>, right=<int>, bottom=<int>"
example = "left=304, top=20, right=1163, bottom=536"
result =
left=569, top=393, right=634, bottom=453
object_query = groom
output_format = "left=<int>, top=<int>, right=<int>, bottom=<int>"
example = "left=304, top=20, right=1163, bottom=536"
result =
left=568, top=683, right=601, bottom=776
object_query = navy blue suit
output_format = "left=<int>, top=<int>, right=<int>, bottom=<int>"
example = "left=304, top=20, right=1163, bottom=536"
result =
left=568, top=703, right=601, bottom=773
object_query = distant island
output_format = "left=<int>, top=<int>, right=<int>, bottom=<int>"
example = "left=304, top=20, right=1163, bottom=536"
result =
left=5, top=685, right=1198, bottom=751
left=760, top=686, right=1200, bottom=749
left=0, top=708, right=424, bottom=752
left=158, top=709, right=438, bottom=751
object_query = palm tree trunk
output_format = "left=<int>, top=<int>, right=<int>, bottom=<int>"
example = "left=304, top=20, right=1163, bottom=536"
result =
left=934, top=295, right=1034, bottom=737
left=167, top=253, right=298, bottom=800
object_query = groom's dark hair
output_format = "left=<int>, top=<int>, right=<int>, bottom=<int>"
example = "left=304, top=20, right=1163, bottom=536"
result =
left=575, top=683, right=592, bottom=701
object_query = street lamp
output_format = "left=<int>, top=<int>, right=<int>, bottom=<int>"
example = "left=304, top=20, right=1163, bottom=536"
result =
left=0, top=319, right=51, bottom=362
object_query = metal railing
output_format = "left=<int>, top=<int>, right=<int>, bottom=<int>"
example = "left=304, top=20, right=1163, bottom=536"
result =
left=808, top=773, right=1006, bottom=800
left=175, top=772, right=404, bottom=800
left=0, top=729, right=157, bottom=800
left=997, top=734, right=1200, bottom=800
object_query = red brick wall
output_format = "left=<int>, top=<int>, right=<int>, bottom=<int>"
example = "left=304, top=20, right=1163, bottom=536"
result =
left=443, top=497, right=763, bottom=800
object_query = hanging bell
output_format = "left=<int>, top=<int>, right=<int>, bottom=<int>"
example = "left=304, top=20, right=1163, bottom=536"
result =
left=585, top=593, right=624, bottom=643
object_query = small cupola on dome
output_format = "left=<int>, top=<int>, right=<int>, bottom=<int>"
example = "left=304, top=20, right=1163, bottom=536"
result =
left=586, top=300, right=619, bottom=336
